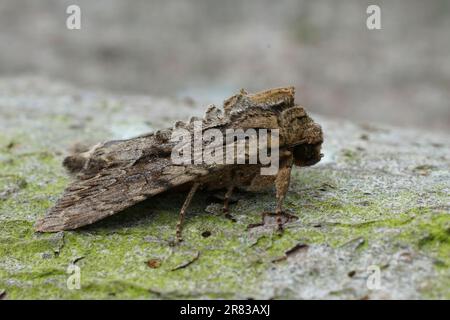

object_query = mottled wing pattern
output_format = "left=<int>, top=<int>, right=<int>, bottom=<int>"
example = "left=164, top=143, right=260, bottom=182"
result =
left=35, top=156, right=209, bottom=231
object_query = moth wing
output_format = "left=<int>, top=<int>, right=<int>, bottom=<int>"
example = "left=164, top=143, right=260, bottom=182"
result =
left=35, top=157, right=209, bottom=232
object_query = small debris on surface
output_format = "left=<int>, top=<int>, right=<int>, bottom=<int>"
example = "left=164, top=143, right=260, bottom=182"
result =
left=201, top=231, right=211, bottom=238
left=286, top=243, right=309, bottom=256
left=347, top=270, right=356, bottom=278
left=146, top=259, right=162, bottom=269
left=0, top=289, right=6, bottom=300
left=272, top=243, right=309, bottom=263
left=71, top=256, right=85, bottom=264
left=397, top=251, right=413, bottom=263
left=171, top=251, right=200, bottom=271
left=413, top=164, right=437, bottom=176
left=340, top=237, right=366, bottom=251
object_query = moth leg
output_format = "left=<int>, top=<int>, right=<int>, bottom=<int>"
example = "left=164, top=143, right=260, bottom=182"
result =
left=245, top=152, right=294, bottom=231
left=274, top=152, right=294, bottom=231
left=222, top=185, right=236, bottom=222
left=175, top=182, right=200, bottom=243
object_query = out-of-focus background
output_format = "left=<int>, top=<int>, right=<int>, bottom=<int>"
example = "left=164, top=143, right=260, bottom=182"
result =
left=0, top=0, right=449, bottom=131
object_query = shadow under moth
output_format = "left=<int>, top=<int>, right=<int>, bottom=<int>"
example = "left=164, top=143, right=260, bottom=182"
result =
left=35, top=87, right=324, bottom=242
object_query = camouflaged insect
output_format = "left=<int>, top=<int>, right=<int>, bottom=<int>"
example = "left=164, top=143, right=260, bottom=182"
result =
left=35, top=87, right=324, bottom=242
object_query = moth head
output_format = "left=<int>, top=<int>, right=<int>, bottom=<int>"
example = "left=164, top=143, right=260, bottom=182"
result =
left=279, top=107, right=324, bottom=167
left=292, top=142, right=323, bottom=167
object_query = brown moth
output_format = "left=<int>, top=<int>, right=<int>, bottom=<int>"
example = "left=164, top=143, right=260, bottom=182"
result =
left=35, top=87, right=323, bottom=242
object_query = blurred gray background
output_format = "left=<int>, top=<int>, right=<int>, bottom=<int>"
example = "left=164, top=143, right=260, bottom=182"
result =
left=0, top=0, right=449, bottom=131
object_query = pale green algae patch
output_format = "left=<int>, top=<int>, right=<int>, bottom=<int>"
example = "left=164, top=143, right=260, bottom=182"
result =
left=0, top=77, right=449, bottom=299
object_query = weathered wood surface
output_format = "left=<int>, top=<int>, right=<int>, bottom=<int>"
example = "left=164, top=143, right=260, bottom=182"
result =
left=0, top=77, right=449, bottom=299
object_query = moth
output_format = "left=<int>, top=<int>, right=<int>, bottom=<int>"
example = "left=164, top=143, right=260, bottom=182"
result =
left=35, top=87, right=323, bottom=242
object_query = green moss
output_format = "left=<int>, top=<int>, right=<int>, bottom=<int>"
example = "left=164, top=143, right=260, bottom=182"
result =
left=394, top=211, right=450, bottom=299
left=398, top=211, right=450, bottom=266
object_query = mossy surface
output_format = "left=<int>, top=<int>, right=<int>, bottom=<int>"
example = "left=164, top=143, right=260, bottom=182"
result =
left=0, top=77, right=449, bottom=299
